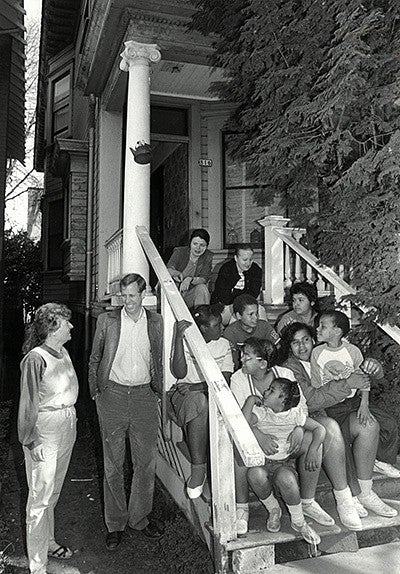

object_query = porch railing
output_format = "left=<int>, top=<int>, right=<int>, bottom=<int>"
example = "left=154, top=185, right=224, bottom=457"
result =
left=261, top=215, right=400, bottom=345
left=135, top=226, right=265, bottom=573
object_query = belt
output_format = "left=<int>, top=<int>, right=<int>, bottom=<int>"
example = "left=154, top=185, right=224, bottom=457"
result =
left=109, top=380, right=150, bottom=389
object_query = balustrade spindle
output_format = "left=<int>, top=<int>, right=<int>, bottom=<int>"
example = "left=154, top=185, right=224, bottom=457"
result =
left=294, top=251, right=302, bottom=283
left=284, top=244, right=292, bottom=290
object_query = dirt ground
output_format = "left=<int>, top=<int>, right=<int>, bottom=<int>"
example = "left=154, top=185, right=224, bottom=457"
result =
left=0, top=400, right=214, bottom=574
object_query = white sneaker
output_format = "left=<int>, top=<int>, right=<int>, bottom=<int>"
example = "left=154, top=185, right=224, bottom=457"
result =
left=302, top=500, right=335, bottom=526
left=266, top=507, right=282, bottom=533
left=373, top=460, right=400, bottom=478
left=336, top=501, right=362, bottom=530
left=236, top=506, right=249, bottom=535
left=353, top=496, right=368, bottom=518
left=291, top=521, right=321, bottom=545
left=358, top=491, right=398, bottom=517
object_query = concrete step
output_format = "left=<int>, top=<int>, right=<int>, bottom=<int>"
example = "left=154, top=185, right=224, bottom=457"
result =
left=227, top=498, right=400, bottom=572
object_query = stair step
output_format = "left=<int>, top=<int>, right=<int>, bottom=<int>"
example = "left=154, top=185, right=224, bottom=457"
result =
left=315, top=470, right=400, bottom=508
left=227, top=498, right=400, bottom=567
left=247, top=468, right=400, bottom=510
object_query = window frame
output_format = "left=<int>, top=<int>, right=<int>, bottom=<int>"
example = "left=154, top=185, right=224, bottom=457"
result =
left=46, top=196, right=64, bottom=271
left=222, top=131, right=266, bottom=249
left=46, top=48, right=74, bottom=143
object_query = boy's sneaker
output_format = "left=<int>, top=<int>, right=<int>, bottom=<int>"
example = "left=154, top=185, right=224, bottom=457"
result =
left=302, top=500, right=335, bottom=526
left=373, top=460, right=400, bottom=478
left=236, top=506, right=249, bottom=536
left=291, top=521, right=321, bottom=545
left=266, top=507, right=282, bottom=533
left=336, top=501, right=362, bottom=531
left=358, top=491, right=398, bottom=517
left=353, top=496, right=368, bottom=518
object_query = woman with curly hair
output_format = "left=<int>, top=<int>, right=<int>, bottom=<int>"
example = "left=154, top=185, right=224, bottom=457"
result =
left=18, top=303, right=78, bottom=574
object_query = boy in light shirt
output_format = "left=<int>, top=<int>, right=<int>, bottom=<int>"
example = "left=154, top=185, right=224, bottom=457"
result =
left=311, top=310, right=397, bottom=518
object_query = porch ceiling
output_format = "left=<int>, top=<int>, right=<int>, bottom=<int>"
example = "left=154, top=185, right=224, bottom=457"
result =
left=81, top=0, right=217, bottom=97
left=105, top=57, right=224, bottom=111
left=151, top=60, right=224, bottom=101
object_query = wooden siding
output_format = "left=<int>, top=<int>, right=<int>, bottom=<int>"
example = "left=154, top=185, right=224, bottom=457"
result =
left=0, top=0, right=25, bottom=162
left=92, top=105, right=100, bottom=301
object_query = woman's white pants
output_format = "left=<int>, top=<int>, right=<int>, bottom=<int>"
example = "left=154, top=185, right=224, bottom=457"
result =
left=24, top=407, right=76, bottom=574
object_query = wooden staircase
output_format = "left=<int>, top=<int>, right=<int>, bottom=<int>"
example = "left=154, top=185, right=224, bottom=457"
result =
left=157, top=412, right=400, bottom=574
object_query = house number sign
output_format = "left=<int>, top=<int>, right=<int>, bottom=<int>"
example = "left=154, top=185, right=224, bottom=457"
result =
left=198, top=158, right=213, bottom=167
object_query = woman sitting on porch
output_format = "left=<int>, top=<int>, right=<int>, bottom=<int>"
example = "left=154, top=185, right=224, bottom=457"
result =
left=231, top=337, right=363, bottom=536
left=279, top=322, right=398, bottom=517
left=276, top=282, right=319, bottom=335
left=167, top=228, right=213, bottom=309
left=168, top=305, right=234, bottom=499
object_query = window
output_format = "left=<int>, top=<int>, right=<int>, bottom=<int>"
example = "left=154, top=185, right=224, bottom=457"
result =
left=52, top=72, right=70, bottom=138
left=151, top=106, right=188, bottom=137
left=47, top=199, right=64, bottom=270
left=223, top=133, right=270, bottom=247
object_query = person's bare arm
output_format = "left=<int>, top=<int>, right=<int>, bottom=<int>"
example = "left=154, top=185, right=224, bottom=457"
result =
left=171, top=320, right=192, bottom=379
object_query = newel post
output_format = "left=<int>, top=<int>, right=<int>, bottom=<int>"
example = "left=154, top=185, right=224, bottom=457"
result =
left=259, top=215, right=290, bottom=305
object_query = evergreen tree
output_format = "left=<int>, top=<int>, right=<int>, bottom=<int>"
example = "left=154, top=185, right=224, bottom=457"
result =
left=192, top=0, right=400, bottom=324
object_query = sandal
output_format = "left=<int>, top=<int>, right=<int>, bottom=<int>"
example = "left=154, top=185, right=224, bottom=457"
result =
left=48, top=545, right=73, bottom=560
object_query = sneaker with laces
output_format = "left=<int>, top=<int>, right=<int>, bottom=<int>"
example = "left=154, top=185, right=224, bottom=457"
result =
left=302, top=500, right=335, bottom=526
left=236, top=506, right=249, bottom=535
left=266, top=507, right=282, bottom=533
left=353, top=496, right=368, bottom=518
left=291, top=521, right=321, bottom=545
left=336, top=501, right=362, bottom=530
left=373, top=460, right=400, bottom=478
left=358, top=491, right=398, bottom=517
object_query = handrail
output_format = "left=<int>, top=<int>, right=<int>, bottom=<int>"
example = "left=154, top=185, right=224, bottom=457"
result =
left=275, top=228, right=400, bottom=346
left=136, top=225, right=265, bottom=468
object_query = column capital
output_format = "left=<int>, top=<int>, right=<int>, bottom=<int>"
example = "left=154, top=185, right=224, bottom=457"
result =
left=119, top=41, right=161, bottom=71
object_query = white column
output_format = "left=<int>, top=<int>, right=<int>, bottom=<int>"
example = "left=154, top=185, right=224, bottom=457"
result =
left=119, top=41, right=161, bottom=283
left=259, top=215, right=290, bottom=305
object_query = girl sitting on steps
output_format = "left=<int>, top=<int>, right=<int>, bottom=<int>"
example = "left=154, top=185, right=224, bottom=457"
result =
left=239, top=343, right=324, bottom=545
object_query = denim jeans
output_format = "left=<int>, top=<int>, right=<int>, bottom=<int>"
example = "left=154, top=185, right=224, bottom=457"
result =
left=24, top=407, right=76, bottom=574
left=96, top=381, right=158, bottom=532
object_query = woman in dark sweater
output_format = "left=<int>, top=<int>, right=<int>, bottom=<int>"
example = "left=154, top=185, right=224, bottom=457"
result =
left=167, top=228, right=213, bottom=308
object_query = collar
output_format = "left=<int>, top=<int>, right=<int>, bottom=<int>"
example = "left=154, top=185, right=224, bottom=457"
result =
left=122, top=306, right=145, bottom=324
left=235, top=262, right=245, bottom=275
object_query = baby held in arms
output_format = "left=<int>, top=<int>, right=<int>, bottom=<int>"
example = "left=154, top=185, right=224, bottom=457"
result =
left=242, top=378, right=325, bottom=545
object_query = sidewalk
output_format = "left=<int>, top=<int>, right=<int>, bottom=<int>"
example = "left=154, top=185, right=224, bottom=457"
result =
left=0, top=402, right=213, bottom=574
left=271, top=541, right=400, bottom=573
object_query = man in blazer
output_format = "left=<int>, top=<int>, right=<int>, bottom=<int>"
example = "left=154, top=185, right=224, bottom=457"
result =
left=89, top=273, right=163, bottom=550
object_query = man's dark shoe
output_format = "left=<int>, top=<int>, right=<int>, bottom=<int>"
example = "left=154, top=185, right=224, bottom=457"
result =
left=106, top=530, right=123, bottom=551
left=129, top=519, right=164, bottom=539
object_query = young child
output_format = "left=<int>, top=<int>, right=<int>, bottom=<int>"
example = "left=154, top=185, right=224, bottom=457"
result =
left=311, top=310, right=398, bottom=518
left=169, top=304, right=234, bottom=499
left=242, top=377, right=325, bottom=545
left=223, top=294, right=280, bottom=370
left=311, top=310, right=372, bottom=423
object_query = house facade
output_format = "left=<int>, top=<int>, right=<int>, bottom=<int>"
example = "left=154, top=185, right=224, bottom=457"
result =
left=34, top=0, right=286, bottom=351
